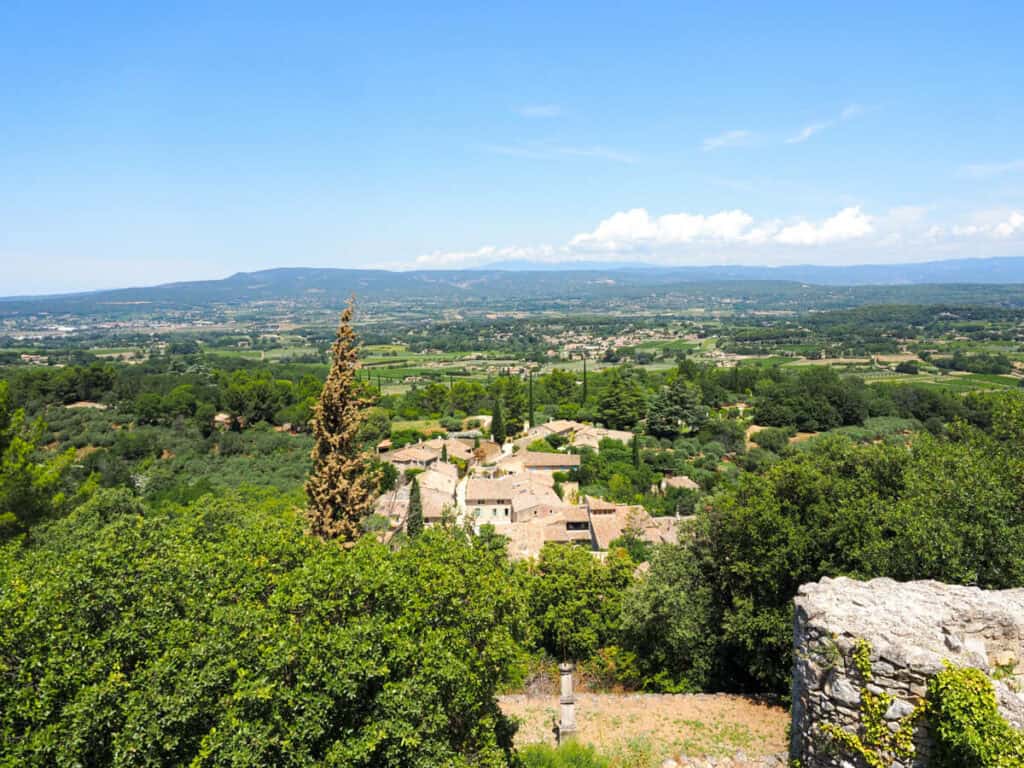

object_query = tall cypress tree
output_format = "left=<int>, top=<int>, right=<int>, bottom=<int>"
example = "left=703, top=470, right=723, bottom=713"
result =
left=491, top=396, right=506, bottom=444
left=407, top=477, right=424, bottom=537
left=528, top=372, right=535, bottom=428
left=632, top=435, right=641, bottom=469
left=581, top=357, right=589, bottom=404
left=305, top=300, right=376, bottom=542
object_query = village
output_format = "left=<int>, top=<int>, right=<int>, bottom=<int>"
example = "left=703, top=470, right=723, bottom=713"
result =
left=373, top=416, right=692, bottom=559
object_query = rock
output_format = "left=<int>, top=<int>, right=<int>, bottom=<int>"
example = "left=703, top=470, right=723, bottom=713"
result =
left=826, top=677, right=861, bottom=707
left=884, top=698, right=916, bottom=720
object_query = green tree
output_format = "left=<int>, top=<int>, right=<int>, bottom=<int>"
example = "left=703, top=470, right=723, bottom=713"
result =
left=0, top=492, right=526, bottom=766
left=0, top=382, right=82, bottom=541
left=491, top=397, right=506, bottom=444
left=134, top=392, right=164, bottom=425
left=448, top=380, right=488, bottom=414
left=526, top=543, right=634, bottom=660
left=620, top=542, right=718, bottom=692
left=542, top=369, right=576, bottom=405
left=596, top=367, right=647, bottom=430
left=407, top=476, right=424, bottom=537
left=356, top=406, right=392, bottom=448
left=646, top=376, right=708, bottom=438
left=528, top=372, right=535, bottom=428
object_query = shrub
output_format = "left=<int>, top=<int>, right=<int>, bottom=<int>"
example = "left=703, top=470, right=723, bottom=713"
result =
left=751, top=426, right=793, bottom=453
left=518, top=742, right=611, bottom=768
left=927, top=665, right=1024, bottom=767
left=0, top=496, right=527, bottom=766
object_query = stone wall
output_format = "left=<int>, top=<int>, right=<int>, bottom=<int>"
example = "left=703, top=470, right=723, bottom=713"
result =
left=790, top=577, right=1024, bottom=767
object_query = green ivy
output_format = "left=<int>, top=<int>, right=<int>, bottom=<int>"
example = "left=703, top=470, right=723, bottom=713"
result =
left=927, top=664, right=1024, bottom=768
left=819, top=639, right=923, bottom=768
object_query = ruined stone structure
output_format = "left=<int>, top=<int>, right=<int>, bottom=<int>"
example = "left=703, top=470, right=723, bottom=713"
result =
left=558, top=662, right=577, bottom=743
left=791, top=577, right=1024, bottom=767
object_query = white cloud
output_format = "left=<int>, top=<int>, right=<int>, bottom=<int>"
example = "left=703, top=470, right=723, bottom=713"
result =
left=786, top=122, right=828, bottom=144
left=518, top=104, right=562, bottom=118
left=948, top=209, right=1024, bottom=239
left=960, top=160, right=1024, bottom=179
left=571, top=208, right=763, bottom=248
left=702, top=129, right=752, bottom=151
left=786, top=103, right=865, bottom=145
left=414, top=204, right=1024, bottom=269
left=994, top=211, right=1024, bottom=238
left=571, top=206, right=877, bottom=249
left=774, top=207, right=874, bottom=245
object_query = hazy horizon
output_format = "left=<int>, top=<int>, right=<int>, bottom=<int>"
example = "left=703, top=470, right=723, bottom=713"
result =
left=2, top=1, right=1023, bottom=294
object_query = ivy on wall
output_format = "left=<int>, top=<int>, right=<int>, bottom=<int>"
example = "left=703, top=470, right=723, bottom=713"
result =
left=821, top=639, right=1024, bottom=768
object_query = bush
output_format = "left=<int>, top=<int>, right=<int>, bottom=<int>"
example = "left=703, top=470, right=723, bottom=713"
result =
left=0, top=495, right=527, bottom=766
left=518, top=742, right=611, bottom=768
left=895, top=360, right=920, bottom=374
left=927, top=665, right=1024, bottom=767
left=751, top=426, right=793, bottom=453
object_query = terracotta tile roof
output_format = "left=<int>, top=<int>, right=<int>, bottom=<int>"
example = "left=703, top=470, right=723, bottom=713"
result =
left=572, top=426, right=635, bottom=450
left=663, top=475, right=700, bottom=491
left=388, top=445, right=439, bottom=464
left=521, top=451, right=580, bottom=468
left=589, top=506, right=677, bottom=552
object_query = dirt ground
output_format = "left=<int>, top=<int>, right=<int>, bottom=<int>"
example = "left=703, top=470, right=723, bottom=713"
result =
left=500, top=693, right=788, bottom=765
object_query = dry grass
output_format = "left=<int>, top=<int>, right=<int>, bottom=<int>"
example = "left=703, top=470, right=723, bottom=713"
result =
left=500, top=693, right=788, bottom=765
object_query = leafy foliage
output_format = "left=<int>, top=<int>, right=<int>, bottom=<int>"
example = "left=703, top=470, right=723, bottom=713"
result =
left=0, top=491, right=526, bottom=767
left=819, top=640, right=922, bottom=768
left=518, top=742, right=611, bottom=768
left=0, top=381, right=84, bottom=540
left=407, top=476, right=424, bottom=537
left=623, top=394, right=1024, bottom=693
left=927, top=665, right=1024, bottom=767
left=525, top=543, right=634, bottom=661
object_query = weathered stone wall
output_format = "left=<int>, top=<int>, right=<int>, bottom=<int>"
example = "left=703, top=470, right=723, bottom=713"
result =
left=790, top=577, right=1024, bottom=767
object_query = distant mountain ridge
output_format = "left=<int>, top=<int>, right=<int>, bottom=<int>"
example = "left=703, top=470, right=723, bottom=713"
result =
left=3, top=256, right=1024, bottom=317
left=474, top=255, right=1024, bottom=284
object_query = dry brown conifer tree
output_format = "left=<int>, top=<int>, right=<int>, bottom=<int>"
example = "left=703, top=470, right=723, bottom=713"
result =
left=305, top=299, right=375, bottom=541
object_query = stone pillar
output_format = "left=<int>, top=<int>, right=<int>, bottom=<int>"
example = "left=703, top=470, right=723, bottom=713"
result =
left=558, top=661, right=577, bottom=743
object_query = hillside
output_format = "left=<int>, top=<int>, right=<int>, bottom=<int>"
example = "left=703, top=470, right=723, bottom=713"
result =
left=4, top=257, right=1024, bottom=320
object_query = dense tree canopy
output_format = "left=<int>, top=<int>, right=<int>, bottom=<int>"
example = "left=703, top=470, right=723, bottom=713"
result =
left=622, top=394, right=1024, bottom=694
left=0, top=491, right=527, bottom=767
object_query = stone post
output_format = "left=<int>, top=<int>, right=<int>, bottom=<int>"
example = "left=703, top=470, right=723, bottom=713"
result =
left=558, top=661, right=577, bottom=743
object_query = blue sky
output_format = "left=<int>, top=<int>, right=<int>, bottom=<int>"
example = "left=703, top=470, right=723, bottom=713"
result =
left=2, top=1, right=1023, bottom=293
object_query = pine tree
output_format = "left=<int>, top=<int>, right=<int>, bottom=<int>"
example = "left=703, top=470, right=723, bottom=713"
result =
left=407, top=476, right=424, bottom=537
left=491, top=397, right=506, bottom=444
left=305, top=300, right=376, bottom=542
